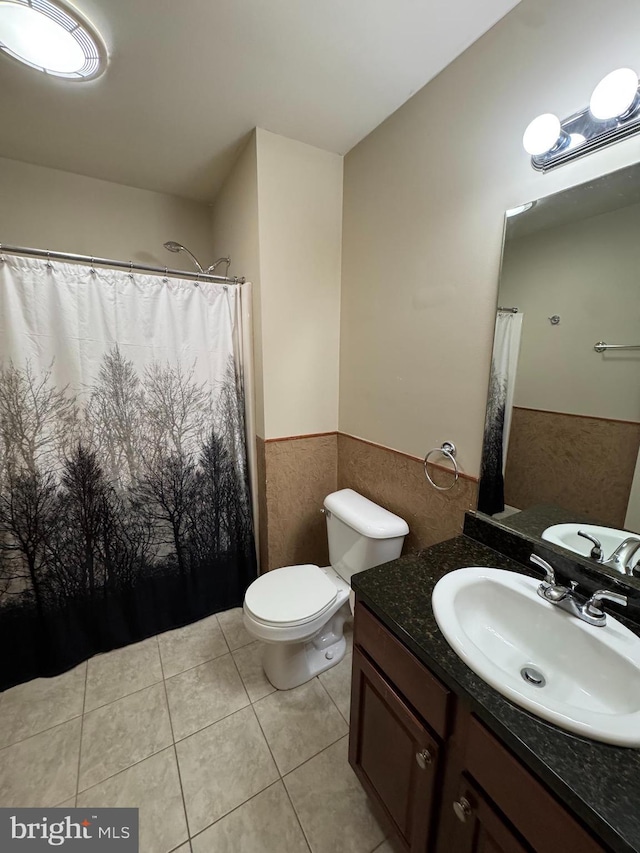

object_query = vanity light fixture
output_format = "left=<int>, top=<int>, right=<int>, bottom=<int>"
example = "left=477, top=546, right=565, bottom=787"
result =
left=523, top=67, right=640, bottom=171
left=506, top=201, right=535, bottom=217
left=0, top=0, right=106, bottom=80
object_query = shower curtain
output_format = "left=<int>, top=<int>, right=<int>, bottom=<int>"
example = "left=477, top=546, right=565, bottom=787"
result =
left=478, top=311, right=523, bottom=515
left=0, top=256, right=256, bottom=690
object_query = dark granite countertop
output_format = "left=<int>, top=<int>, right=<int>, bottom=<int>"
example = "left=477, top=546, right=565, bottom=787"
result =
left=351, top=535, right=640, bottom=853
left=484, top=503, right=594, bottom=539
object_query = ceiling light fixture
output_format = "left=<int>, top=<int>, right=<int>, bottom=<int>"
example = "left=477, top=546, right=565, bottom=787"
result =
left=523, top=66, right=640, bottom=171
left=0, top=0, right=106, bottom=80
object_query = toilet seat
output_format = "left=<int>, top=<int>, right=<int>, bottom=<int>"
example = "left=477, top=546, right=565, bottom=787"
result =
left=244, top=564, right=339, bottom=627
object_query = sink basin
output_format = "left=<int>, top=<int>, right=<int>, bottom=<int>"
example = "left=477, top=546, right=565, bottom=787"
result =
left=542, top=523, right=636, bottom=569
left=432, top=567, right=640, bottom=746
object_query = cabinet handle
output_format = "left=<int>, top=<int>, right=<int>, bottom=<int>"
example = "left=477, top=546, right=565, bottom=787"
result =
left=415, top=748, right=433, bottom=770
left=453, top=797, right=473, bottom=823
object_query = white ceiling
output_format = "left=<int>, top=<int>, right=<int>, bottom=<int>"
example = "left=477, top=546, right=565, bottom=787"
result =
left=0, top=0, right=520, bottom=202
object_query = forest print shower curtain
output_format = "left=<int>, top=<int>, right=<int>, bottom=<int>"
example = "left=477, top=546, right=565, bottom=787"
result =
left=0, top=256, right=256, bottom=689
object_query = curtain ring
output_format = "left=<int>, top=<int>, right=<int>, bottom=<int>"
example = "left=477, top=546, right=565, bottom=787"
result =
left=129, top=261, right=134, bottom=279
left=46, top=251, right=53, bottom=270
left=0, top=243, right=4, bottom=263
left=424, top=441, right=459, bottom=491
left=163, top=266, right=169, bottom=283
left=195, top=271, right=200, bottom=288
left=90, top=256, right=96, bottom=274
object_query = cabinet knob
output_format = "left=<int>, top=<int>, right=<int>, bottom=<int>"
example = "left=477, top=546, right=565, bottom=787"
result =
left=415, top=748, right=433, bottom=770
left=453, top=797, right=473, bottom=823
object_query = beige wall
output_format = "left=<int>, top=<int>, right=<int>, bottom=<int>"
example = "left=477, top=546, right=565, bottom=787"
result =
left=256, top=129, right=343, bottom=439
left=339, top=0, right=640, bottom=478
left=0, top=157, right=212, bottom=266
left=500, top=202, right=640, bottom=422
left=210, top=133, right=265, bottom=436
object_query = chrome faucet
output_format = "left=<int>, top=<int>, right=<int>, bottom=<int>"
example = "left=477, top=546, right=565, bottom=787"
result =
left=607, top=537, right=640, bottom=575
left=529, top=554, right=627, bottom=627
left=577, top=530, right=640, bottom=576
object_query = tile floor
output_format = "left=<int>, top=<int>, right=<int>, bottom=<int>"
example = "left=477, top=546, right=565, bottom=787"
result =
left=0, top=608, right=389, bottom=853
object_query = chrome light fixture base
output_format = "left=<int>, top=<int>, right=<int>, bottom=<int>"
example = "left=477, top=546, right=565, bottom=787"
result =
left=531, top=99, right=640, bottom=172
left=524, top=68, right=640, bottom=172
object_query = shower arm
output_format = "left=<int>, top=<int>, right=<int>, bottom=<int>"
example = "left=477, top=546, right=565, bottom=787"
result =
left=205, top=257, right=231, bottom=276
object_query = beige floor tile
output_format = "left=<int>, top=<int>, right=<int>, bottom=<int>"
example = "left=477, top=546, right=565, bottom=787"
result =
left=78, top=747, right=188, bottom=853
left=216, top=607, right=252, bottom=651
left=85, top=638, right=163, bottom=712
left=231, top=642, right=276, bottom=703
left=158, top=615, right=229, bottom=678
left=176, top=705, right=278, bottom=836
left=253, top=678, right=348, bottom=774
left=191, top=781, right=309, bottom=853
left=0, top=717, right=81, bottom=807
left=55, top=798, right=77, bottom=808
left=171, top=845, right=191, bottom=852
left=344, top=619, right=354, bottom=653
left=79, top=682, right=172, bottom=791
left=0, top=663, right=86, bottom=748
left=165, top=654, right=249, bottom=741
left=285, top=736, right=385, bottom=853
left=319, top=652, right=352, bottom=723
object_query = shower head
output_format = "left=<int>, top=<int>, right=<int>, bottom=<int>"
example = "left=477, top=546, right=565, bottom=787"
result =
left=162, top=241, right=204, bottom=273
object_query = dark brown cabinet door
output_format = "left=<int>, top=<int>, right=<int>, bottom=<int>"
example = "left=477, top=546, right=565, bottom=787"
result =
left=349, top=646, right=440, bottom=852
left=443, top=776, right=531, bottom=853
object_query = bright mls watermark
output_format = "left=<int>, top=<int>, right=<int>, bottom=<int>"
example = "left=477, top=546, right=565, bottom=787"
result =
left=0, top=809, right=138, bottom=851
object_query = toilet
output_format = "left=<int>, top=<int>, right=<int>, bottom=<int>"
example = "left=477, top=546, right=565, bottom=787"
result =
left=243, top=488, right=409, bottom=690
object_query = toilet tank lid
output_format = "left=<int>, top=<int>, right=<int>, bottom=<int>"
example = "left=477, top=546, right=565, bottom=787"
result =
left=324, top=489, right=409, bottom=539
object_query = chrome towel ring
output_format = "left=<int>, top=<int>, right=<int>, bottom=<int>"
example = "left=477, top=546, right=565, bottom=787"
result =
left=424, top=441, right=459, bottom=492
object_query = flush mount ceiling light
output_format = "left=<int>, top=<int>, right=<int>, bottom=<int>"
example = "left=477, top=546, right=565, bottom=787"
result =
left=523, top=66, right=640, bottom=171
left=0, top=0, right=106, bottom=80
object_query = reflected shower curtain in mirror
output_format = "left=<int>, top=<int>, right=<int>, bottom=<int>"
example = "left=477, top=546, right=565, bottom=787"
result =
left=478, top=312, right=523, bottom=515
left=0, top=256, right=256, bottom=689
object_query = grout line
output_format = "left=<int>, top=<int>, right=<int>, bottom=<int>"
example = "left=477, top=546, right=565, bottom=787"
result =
left=157, top=634, right=191, bottom=847
left=0, top=711, right=85, bottom=753
left=317, top=659, right=352, bottom=725
left=280, top=776, right=314, bottom=853
left=83, top=676, right=165, bottom=716
left=282, top=728, right=350, bottom=779
left=248, top=703, right=282, bottom=780
left=74, top=661, right=90, bottom=804
left=162, top=647, right=232, bottom=682
left=77, top=744, right=176, bottom=797
left=187, top=780, right=288, bottom=847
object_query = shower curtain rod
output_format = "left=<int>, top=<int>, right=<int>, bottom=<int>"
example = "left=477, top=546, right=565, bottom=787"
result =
left=0, top=243, right=246, bottom=285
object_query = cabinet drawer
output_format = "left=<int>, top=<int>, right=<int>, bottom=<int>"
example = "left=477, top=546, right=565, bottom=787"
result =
left=464, top=716, right=608, bottom=853
left=354, top=601, right=451, bottom=739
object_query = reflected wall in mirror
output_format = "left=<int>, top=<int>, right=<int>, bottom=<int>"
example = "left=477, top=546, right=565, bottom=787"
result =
left=478, top=163, right=640, bottom=575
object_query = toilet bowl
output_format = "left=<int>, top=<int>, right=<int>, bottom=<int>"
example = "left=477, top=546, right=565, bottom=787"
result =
left=243, top=489, right=409, bottom=690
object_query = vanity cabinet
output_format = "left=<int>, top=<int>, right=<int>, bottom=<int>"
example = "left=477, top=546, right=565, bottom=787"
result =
left=349, top=601, right=610, bottom=853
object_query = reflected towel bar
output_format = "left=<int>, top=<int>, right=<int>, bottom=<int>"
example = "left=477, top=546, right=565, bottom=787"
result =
left=594, top=342, right=640, bottom=352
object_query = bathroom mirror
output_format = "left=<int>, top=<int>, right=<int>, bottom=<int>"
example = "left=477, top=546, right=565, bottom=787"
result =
left=478, top=162, right=640, bottom=582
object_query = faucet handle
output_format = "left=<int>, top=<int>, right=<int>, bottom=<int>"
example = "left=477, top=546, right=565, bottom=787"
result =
left=581, top=589, right=627, bottom=626
left=529, top=554, right=556, bottom=585
left=577, top=530, right=604, bottom=561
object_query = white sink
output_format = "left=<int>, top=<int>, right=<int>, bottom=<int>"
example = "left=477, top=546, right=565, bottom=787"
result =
left=432, top=567, right=640, bottom=747
left=542, top=523, right=636, bottom=569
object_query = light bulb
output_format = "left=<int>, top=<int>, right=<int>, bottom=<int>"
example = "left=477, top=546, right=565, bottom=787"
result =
left=590, top=68, right=639, bottom=120
left=522, top=114, right=562, bottom=156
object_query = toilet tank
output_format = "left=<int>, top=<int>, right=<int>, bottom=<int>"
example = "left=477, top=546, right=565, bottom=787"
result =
left=323, top=489, right=409, bottom=583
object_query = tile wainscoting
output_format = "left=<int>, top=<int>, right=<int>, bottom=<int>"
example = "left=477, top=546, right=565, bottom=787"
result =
left=505, top=407, right=640, bottom=528
left=257, top=434, right=338, bottom=572
left=256, top=432, right=478, bottom=571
